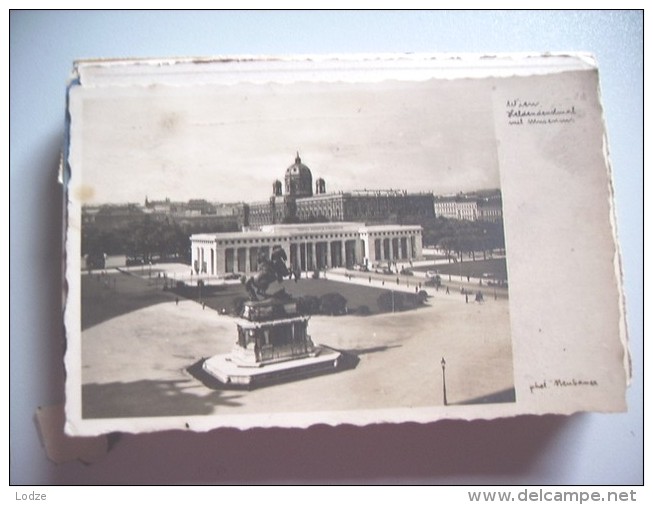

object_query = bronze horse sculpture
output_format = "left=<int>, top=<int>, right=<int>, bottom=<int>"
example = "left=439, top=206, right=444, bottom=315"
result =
left=244, top=245, right=292, bottom=301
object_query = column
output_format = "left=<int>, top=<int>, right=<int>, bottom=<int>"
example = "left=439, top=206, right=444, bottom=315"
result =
left=237, top=248, right=247, bottom=272
left=191, top=244, right=199, bottom=273
left=225, top=248, right=234, bottom=273
left=307, top=242, right=315, bottom=270
left=289, top=243, right=298, bottom=271
left=299, top=243, right=306, bottom=271
left=361, top=237, right=370, bottom=265
left=341, top=240, right=346, bottom=268
left=383, top=238, right=390, bottom=261
left=216, top=243, right=225, bottom=276
left=249, top=246, right=258, bottom=272
left=281, top=241, right=291, bottom=270
left=374, top=238, right=382, bottom=263
left=415, top=232, right=423, bottom=260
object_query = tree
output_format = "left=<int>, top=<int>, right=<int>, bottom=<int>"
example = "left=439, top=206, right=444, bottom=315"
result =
left=377, top=291, right=404, bottom=312
left=297, top=295, right=320, bottom=315
left=319, top=293, right=348, bottom=315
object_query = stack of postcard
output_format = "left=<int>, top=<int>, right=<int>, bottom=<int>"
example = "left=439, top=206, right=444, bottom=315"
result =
left=63, top=54, right=630, bottom=435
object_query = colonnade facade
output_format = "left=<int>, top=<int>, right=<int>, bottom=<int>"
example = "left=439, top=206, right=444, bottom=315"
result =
left=191, top=222, right=423, bottom=276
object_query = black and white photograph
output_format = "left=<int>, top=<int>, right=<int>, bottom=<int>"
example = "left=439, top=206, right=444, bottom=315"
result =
left=68, top=59, right=515, bottom=429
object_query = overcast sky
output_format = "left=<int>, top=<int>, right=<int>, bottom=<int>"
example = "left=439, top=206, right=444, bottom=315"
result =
left=74, top=77, right=501, bottom=205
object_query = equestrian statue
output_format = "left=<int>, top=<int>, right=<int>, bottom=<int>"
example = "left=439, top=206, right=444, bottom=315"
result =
left=244, top=245, right=292, bottom=301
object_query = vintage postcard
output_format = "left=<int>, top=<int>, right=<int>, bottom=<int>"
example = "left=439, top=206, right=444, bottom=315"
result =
left=63, top=54, right=629, bottom=435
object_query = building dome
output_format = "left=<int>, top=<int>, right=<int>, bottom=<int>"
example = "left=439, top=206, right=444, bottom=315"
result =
left=285, top=152, right=313, bottom=198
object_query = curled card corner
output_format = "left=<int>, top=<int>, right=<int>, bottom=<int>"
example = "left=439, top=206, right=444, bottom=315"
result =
left=35, top=404, right=111, bottom=465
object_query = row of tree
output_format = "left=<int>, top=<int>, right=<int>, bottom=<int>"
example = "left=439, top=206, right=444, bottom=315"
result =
left=422, top=217, right=505, bottom=261
left=81, top=216, right=239, bottom=262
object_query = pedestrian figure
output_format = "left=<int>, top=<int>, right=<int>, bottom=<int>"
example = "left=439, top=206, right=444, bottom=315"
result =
left=475, top=291, right=484, bottom=303
left=396, top=277, right=399, bottom=285
left=467, top=275, right=470, bottom=282
left=175, top=297, right=179, bottom=305
left=465, top=293, right=469, bottom=303
left=369, top=276, right=371, bottom=283
left=415, top=286, right=418, bottom=293
left=446, top=286, right=450, bottom=294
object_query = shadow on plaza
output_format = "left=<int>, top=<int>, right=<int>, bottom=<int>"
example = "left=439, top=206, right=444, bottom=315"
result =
left=82, top=378, right=244, bottom=419
left=188, top=344, right=404, bottom=392
left=453, top=387, right=517, bottom=405
left=81, top=271, right=176, bottom=331
left=187, top=345, right=378, bottom=391
left=347, top=344, right=402, bottom=355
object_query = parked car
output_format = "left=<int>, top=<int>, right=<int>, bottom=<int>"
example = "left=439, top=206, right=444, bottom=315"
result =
left=425, top=270, right=439, bottom=278
left=399, top=268, right=414, bottom=276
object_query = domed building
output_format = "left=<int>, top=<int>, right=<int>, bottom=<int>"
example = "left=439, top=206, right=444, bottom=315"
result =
left=246, top=152, right=435, bottom=228
left=284, top=152, right=313, bottom=198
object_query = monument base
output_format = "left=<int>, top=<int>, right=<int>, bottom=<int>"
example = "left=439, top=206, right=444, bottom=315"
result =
left=203, top=346, right=342, bottom=387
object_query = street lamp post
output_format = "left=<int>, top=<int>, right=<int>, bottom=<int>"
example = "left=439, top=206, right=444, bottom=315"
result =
left=441, top=357, right=448, bottom=406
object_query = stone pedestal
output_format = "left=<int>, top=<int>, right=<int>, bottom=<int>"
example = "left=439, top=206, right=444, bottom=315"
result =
left=202, top=297, right=341, bottom=387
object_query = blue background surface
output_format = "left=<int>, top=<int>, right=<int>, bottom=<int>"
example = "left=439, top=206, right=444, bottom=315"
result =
left=9, top=10, right=643, bottom=484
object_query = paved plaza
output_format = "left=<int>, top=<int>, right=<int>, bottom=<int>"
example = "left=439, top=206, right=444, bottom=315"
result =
left=80, top=265, right=514, bottom=419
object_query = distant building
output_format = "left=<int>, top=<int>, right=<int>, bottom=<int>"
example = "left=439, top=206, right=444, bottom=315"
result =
left=82, top=203, right=145, bottom=230
left=434, top=190, right=503, bottom=223
left=144, top=197, right=217, bottom=217
left=141, top=197, right=244, bottom=229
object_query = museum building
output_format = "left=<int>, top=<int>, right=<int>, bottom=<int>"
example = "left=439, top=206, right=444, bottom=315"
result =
left=190, top=222, right=423, bottom=276
left=246, top=153, right=435, bottom=227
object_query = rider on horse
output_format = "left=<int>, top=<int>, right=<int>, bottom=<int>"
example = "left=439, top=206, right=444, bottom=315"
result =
left=245, top=245, right=291, bottom=300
